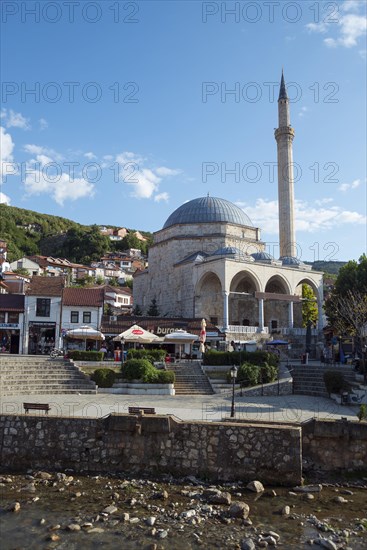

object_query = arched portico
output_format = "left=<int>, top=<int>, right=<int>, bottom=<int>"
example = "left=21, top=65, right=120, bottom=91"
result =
left=194, top=272, right=223, bottom=325
left=229, top=271, right=260, bottom=328
left=294, top=277, right=324, bottom=331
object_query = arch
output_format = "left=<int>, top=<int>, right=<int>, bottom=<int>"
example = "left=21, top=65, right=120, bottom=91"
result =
left=264, top=274, right=291, bottom=295
left=195, top=271, right=224, bottom=323
left=230, top=270, right=261, bottom=294
left=294, top=277, right=320, bottom=297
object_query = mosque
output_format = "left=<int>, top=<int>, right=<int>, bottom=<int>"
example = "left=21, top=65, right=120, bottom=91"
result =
left=133, top=73, right=324, bottom=343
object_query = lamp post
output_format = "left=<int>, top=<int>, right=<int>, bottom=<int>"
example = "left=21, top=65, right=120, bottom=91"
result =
left=230, top=365, right=238, bottom=418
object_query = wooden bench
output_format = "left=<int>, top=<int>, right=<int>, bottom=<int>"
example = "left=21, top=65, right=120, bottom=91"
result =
left=128, top=407, right=156, bottom=415
left=23, top=403, right=50, bottom=414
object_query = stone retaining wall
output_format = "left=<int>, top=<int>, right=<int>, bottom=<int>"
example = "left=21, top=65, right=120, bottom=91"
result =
left=302, top=418, right=367, bottom=471
left=239, top=379, right=293, bottom=397
left=0, top=414, right=301, bottom=486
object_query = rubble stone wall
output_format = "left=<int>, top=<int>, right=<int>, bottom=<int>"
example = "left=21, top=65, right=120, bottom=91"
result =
left=0, top=414, right=301, bottom=485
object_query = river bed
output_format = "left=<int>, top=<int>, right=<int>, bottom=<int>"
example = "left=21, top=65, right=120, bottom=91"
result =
left=1, top=472, right=367, bottom=549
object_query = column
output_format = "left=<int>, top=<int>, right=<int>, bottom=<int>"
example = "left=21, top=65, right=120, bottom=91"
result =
left=223, top=291, right=229, bottom=331
left=317, top=300, right=324, bottom=330
left=288, top=301, right=294, bottom=329
left=258, top=298, right=264, bottom=332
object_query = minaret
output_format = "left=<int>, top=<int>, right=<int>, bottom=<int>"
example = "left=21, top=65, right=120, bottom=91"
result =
left=274, top=70, right=296, bottom=258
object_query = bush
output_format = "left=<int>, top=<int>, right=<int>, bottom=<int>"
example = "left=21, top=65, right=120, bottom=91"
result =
left=260, top=362, right=278, bottom=384
left=357, top=404, right=367, bottom=422
left=156, top=370, right=175, bottom=384
left=236, top=363, right=261, bottom=387
left=203, top=350, right=278, bottom=368
left=122, top=358, right=155, bottom=381
left=68, top=350, right=103, bottom=361
left=323, top=370, right=348, bottom=394
left=91, top=368, right=117, bottom=388
left=127, top=348, right=166, bottom=361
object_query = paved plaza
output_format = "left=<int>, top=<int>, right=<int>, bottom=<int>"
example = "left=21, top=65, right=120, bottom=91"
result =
left=1, top=391, right=360, bottom=424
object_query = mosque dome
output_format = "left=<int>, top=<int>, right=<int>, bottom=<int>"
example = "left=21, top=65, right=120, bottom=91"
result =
left=163, top=197, right=253, bottom=229
left=280, top=256, right=302, bottom=266
left=212, top=247, right=255, bottom=261
left=251, top=251, right=274, bottom=262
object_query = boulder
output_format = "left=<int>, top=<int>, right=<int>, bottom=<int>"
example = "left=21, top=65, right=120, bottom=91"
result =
left=229, top=501, right=250, bottom=519
left=247, top=480, right=264, bottom=493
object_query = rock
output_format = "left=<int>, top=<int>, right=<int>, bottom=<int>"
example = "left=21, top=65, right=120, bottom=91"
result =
left=153, top=490, right=169, bottom=500
left=157, top=529, right=168, bottom=539
left=303, top=493, right=314, bottom=500
left=186, top=475, right=201, bottom=485
left=49, top=524, right=61, bottom=531
left=35, top=471, right=52, bottom=480
left=209, top=492, right=232, bottom=505
left=73, top=492, right=82, bottom=498
left=319, top=538, right=338, bottom=550
left=122, top=512, right=130, bottom=522
left=87, top=528, right=105, bottom=534
left=82, top=523, right=93, bottom=529
left=48, top=533, right=60, bottom=541
left=267, top=531, right=280, bottom=541
left=228, top=501, right=250, bottom=519
left=333, top=496, right=348, bottom=503
left=243, top=518, right=253, bottom=526
left=258, top=541, right=268, bottom=548
left=10, top=502, right=21, bottom=512
left=241, top=538, right=256, bottom=550
left=130, top=517, right=139, bottom=523
left=281, top=506, right=290, bottom=516
left=40, top=518, right=46, bottom=525
left=103, top=505, right=118, bottom=514
left=260, top=535, right=277, bottom=546
left=247, top=480, right=264, bottom=493
left=22, top=483, right=36, bottom=493
left=146, top=516, right=156, bottom=526
left=67, top=523, right=81, bottom=531
left=293, top=484, right=322, bottom=493
left=181, top=509, right=196, bottom=519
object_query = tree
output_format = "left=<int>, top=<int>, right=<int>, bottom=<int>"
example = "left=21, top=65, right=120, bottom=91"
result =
left=302, top=284, right=318, bottom=327
left=146, top=298, right=160, bottom=317
left=13, top=267, right=30, bottom=277
left=132, top=304, right=143, bottom=316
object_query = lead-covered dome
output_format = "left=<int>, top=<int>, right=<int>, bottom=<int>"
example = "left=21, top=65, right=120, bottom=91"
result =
left=163, top=197, right=253, bottom=229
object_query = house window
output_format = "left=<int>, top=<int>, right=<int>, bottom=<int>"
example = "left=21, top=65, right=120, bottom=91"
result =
left=271, top=320, right=278, bottom=330
left=36, top=298, right=50, bottom=317
left=83, top=312, right=91, bottom=324
left=0, top=312, right=6, bottom=323
left=210, top=316, right=218, bottom=325
left=8, top=312, right=19, bottom=323
left=70, top=311, right=79, bottom=323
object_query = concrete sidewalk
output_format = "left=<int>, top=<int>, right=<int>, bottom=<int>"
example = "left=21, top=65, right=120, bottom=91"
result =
left=1, top=391, right=359, bottom=423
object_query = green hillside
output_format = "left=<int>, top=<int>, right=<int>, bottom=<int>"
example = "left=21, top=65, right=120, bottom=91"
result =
left=0, top=204, right=152, bottom=264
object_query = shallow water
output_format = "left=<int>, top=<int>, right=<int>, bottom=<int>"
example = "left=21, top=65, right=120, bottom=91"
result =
left=1, top=473, right=367, bottom=549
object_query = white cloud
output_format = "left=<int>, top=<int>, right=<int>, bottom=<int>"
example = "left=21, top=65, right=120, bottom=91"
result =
left=84, top=152, right=97, bottom=160
left=154, top=192, right=169, bottom=202
left=298, top=106, right=309, bottom=118
left=315, top=198, right=334, bottom=206
left=307, top=1, right=367, bottom=50
left=338, top=179, right=361, bottom=191
left=1, top=108, right=30, bottom=130
left=113, top=151, right=181, bottom=199
left=0, top=192, right=11, bottom=205
left=0, top=126, right=17, bottom=181
left=39, top=118, right=48, bottom=131
left=23, top=143, right=63, bottom=161
left=236, top=198, right=366, bottom=234
left=155, top=166, right=182, bottom=177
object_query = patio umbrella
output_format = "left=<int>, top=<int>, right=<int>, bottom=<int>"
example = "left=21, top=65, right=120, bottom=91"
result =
left=265, top=340, right=289, bottom=345
left=199, top=318, right=207, bottom=353
left=164, top=329, right=199, bottom=359
left=65, top=325, right=105, bottom=350
left=113, top=324, right=162, bottom=344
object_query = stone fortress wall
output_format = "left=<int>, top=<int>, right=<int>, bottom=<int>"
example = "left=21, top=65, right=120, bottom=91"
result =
left=1, top=414, right=366, bottom=485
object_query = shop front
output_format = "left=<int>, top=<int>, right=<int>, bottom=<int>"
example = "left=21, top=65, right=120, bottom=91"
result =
left=0, top=322, right=21, bottom=354
left=28, top=321, right=56, bottom=355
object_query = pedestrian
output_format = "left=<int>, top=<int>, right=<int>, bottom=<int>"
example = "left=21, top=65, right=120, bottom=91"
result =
left=100, top=344, right=107, bottom=360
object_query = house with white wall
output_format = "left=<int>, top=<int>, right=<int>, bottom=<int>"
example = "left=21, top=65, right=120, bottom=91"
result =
left=61, top=287, right=105, bottom=349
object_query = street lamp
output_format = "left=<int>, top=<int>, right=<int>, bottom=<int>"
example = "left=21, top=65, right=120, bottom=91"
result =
left=230, top=365, right=238, bottom=418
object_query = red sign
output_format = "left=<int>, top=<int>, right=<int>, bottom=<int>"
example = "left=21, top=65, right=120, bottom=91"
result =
left=132, top=329, right=144, bottom=335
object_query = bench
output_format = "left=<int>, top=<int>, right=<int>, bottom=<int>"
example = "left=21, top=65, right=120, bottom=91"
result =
left=128, top=407, right=156, bottom=415
left=23, top=403, right=50, bottom=414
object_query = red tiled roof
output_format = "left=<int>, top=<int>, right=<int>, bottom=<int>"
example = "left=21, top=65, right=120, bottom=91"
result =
left=62, top=287, right=104, bottom=307
left=27, top=276, right=66, bottom=296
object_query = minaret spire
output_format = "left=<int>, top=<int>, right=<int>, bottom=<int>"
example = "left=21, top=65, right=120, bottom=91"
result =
left=274, top=70, right=297, bottom=258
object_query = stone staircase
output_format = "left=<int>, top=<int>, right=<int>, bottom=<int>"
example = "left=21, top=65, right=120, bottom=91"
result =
left=0, top=355, right=97, bottom=395
left=291, top=364, right=358, bottom=398
left=168, top=361, right=214, bottom=395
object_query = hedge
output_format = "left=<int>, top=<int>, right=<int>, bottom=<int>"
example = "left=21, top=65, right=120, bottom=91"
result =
left=203, top=350, right=278, bottom=368
left=68, top=350, right=103, bottom=361
left=227, top=361, right=278, bottom=387
left=323, top=370, right=349, bottom=394
left=127, top=349, right=167, bottom=361
left=91, top=368, right=117, bottom=388
left=121, top=358, right=175, bottom=384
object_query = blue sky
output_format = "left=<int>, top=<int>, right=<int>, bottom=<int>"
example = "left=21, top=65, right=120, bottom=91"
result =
left=1, top=0, right=366, bottom=262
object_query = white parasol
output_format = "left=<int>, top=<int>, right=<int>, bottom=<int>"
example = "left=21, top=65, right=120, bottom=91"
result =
left=113, top=324, right=162, bottom=344
left=199, top=318, right=207, bottom=353
left=65, top=325, right=105, bottom=350
left=163, top=329, right=198, bottom=359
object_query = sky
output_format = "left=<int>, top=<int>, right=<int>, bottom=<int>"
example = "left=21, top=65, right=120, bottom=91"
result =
left=1, top=0, right=366, bottom=262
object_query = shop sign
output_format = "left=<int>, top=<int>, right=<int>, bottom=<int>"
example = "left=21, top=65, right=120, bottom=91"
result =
left=0, top=323, right=19, bottom=329
left=156, top=327, right=183, bottom=335
left=29, top=322, right=56, bottom=328
left=206, top=331, right=219, bottom=337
